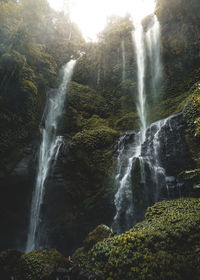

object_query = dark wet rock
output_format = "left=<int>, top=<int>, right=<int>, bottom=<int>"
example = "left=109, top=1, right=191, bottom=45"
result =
left=0, top=142, right=37, bottom=252
left=0, top=249, right=22, bottom=280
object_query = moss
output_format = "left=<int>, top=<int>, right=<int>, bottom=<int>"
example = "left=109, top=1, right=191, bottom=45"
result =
left=14, top=249, right=68, bottom=280
left=183, top=81, right=200, bottom=166
left=72, top=225, right=115, bottom=267
left=78, top=198, right=200, bottom=280
left=178, top=169, right=200, bottom=181
left=83, top=115, right=109, bottom=130
left=83, top=225, right=114, bottom=251
left=21, top=80, right=38, bottom=96
left=114, top=112, right=139, bottom=131
left=67, top=82, right=108, bottom=118
left=0, top=50, right=26, bottom=77
left=69, top=127, right=118, bottom=152
left=149, top=90, right=191, bottom=124
left=57, top=128, right=119, bottom=233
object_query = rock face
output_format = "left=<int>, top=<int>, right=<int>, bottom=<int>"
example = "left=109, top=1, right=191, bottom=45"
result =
left=0, top=249, right=22, bottom=280
left=113, top=112, right=196, bottom=231
left=0, top=0, right=200, bottom=261
left=141, top=112, right=194, bottom=195
left=39, top=128, right=118, bottom=255
left=0, top=141, right=38, bottom=251
left=0, top=110, right=198, bottom=256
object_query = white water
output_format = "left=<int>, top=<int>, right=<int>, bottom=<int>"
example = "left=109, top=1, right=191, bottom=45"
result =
left=26, top=60, right=76, bottom=252
left=113, top=15, right=163, bottom=232
left=133, top=21, right=147, bottom=133
left=121, top=40, right=126, bottom=81
left=146, top=16, right=163, bottom=100
left=113, top=132, right=141, bottom=232
left=113, top=117, right=171, bottom=231
left=142, top=117, right=170, bottom=202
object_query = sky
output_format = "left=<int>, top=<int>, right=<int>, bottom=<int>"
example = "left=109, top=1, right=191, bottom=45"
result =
left=48, top=0, right=156, bottom=40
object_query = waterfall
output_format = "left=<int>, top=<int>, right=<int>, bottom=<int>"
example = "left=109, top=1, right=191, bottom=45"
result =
left=113, top=132, right=141, bottom=232
left=26, top=60, right=76, bottom=252
left=113, top=15, right=164, bottom=232
left=146, top=15, right=163, bottom=101
left=121, top=40, right=126, bottom=81
left=133, top=21, right=147, bottom=133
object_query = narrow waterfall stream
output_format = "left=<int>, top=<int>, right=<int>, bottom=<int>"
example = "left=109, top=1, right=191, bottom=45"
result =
left=26, top=60, right=76, bottom=252
left=146, top=15, right=163, bottom=101
left=133, top=21, right=147, bottom=133
left=113, top=15, right=164, bottom=232
left=121, top=40, right=126, bottom=81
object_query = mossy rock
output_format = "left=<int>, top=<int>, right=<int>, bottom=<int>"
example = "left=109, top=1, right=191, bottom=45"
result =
left=73, top=225, right=114, bottom=266
left=20, top=79, right=38, bottom=96
left=184, top=81, right=200, bottom=138
left=114, top=112, right=139, bottom=131
left=178, top=168, right=200, bottom=181
left=67, top=127, right=118, bottom=176
left=183, top=81, right=200, bottom=166
left=14, top=249, right=69, bottom=280
left=79, top=198, right=200, bottom=280
left=83, top=115, right=109, bottom=130
left=67, top=82, right=108, bottom=118
left=83, top=225, right=114, bottom=251
left=69, top=127, right=118, bottom=153
left=0, top=50, right=26, bottom=78
left=60, top=127, right=118, bottom=231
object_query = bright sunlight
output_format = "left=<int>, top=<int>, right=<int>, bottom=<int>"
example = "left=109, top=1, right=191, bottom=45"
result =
left=48, top=0, right=156, bottom=40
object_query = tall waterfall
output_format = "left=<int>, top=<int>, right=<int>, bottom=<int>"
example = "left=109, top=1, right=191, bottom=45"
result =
left=113, top=15, right=164, bottom=232
left=26, top=60, right=76, bottom=252
left=146, top=15, right=163, bottom=101
left=133, top=21, right=147, bottom=133
left=121, top=40, right=126, bottom=81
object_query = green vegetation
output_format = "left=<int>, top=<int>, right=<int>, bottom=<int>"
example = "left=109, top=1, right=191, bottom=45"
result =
left=14, top=249, right=68, bottom=280
left=183, top=81, right=200, bottom=167
left=0, top=0, right=83, bottom=177
left=0, top=0, right=200, bottom=277
left=156, top=0, right=200, bottom=102
left=57, top=127, right=118, bottom=222
left=75, top=198, right=200, bottom=280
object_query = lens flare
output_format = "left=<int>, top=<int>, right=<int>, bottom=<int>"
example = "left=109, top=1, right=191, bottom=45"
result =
left=48, top=0, right=156, bottom=40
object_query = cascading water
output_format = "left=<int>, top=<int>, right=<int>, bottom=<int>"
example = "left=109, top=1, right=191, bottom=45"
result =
left=26, top=60, right=76, bottom=252
left=146, top=15, right=163, bottom=100
left=113, top=13, right=164, bottom=232
left=121, top=40, right=126, bottom=81
left=133, top=21, right=147, bottom=133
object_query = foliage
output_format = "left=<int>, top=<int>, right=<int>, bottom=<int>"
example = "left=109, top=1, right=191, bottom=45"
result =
left=14, top=249, right=68, bottom=280
left=69, top=127, right=118, bottom=153
left=184, top=81, right=200, bottom=137
left=114, top=112, right=139, bottom=131
left=61, top=127, right=118, bottom=216
left=77, top=198, right=200, bottom=280
left=67, top=82, right=109, bottom=118
left=0, top=0, right=83, bottom=176
left=183, top=81, right=200, bottom=168
left=73, top=225, right=114, bottom=265
left=155, top=0, right=200, bottom=103
left=83, top=225, right=114, bottom=251
left=73, top=15, right=135, bottom=90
